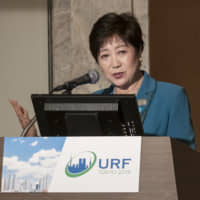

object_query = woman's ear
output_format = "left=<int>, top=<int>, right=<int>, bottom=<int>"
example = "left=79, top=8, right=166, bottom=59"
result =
left=136, top=49, right=143, bottom=67
left=137, top=48, right=143, bottom=58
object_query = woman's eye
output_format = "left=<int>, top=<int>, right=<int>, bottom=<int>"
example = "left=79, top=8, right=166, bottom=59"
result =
left=118, top=50, right=126, bottom=54
left=101, top=54, right=109, bottom=59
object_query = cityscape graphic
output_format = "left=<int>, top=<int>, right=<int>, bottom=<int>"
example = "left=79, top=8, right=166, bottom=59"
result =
left=68, top=157, right=92, bottom=173
left=2, top=172, right=51, bottom=192
left=1, top=137, right=66, bottom=192
left=65, top=151, right=96, bottom=177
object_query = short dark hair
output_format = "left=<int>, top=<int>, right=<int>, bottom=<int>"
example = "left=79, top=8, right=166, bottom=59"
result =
left=89, top=12, right=144, bottom=62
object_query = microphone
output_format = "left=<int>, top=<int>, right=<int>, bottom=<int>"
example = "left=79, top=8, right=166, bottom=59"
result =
left=52, top=69, right=99, bottom=93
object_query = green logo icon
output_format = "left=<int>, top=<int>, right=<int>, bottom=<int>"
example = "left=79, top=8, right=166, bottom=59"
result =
left=65, top=151, right=97, bottom=178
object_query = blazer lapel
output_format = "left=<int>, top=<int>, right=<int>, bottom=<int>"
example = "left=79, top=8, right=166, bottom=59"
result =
left=137, top=71, right=157, bottom=123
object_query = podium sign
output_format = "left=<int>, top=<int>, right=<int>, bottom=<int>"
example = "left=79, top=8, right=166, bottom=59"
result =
left=3, top=137, right=200, bottom=199
left=1, top=137, right=141, bottom=193
left=49, top=136, right=142, bottom=192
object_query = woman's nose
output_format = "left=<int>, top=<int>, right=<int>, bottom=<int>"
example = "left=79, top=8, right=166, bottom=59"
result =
left=111, top=54, right=121, bottom=69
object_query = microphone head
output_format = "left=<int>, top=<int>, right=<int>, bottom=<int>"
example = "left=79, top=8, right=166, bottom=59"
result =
left=88, top=69, right=99, bottom=84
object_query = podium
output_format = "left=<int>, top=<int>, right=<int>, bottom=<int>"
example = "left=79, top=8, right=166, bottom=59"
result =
left=0, top=137, right=199, bottom=200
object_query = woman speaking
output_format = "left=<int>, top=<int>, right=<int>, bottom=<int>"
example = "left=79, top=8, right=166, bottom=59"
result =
left=10, top=12, right=195, bottom=149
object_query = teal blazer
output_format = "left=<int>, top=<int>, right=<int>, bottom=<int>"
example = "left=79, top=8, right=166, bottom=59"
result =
left=93, top=71, right=196, bottom=149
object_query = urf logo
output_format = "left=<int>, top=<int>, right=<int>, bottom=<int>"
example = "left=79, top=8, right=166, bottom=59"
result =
left=65, top=151, right=97, bottom=178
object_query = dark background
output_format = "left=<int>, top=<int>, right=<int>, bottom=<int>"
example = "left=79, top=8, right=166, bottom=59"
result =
left=149, top=0, right=200, bottom=151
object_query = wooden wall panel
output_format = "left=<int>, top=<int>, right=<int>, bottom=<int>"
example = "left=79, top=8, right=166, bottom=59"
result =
left=149, top=0, right=200, bottom=151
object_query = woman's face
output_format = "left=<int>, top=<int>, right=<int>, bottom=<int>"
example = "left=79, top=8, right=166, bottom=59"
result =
left=97, top=35, right=141, bottom=90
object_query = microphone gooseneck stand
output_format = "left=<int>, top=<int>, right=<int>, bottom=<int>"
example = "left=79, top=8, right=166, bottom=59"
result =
left=20, top=87, right=72, bottom=137
left=20, top=115, right=37, bottom=137
left=21, top=69, right=99, bottom=136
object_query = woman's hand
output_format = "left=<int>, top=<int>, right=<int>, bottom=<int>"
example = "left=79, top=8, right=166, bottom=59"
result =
left=9, top=99, right=38, bottom=137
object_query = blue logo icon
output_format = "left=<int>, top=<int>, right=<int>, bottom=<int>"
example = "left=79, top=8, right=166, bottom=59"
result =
left=65, top=151, right=97, bottom=177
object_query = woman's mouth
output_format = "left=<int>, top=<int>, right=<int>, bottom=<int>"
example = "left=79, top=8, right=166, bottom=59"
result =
left=112, top=72, right=124, bottom=79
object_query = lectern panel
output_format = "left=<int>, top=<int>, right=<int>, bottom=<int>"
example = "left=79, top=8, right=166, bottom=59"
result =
left=0, top=137, right=181, bottom=200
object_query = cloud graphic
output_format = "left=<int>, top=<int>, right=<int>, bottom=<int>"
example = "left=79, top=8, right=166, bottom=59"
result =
left=4, top=156, right=29, bottom=171
left=3, top=148, right=61, bottom=179
left=19, top=139, right=25, bottom=144
left=39, top=157, right=58, bottom=168
left=30, top=141, right=38, bottom=147
left=11, top=138, right=25, bottom=144
left=29, top=148, right=60, bottom=164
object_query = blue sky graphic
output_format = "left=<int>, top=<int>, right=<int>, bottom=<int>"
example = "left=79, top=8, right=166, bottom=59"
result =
left=2, top=137, right=66, bottom=192
left=3, top=137, right=66, bottom=162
